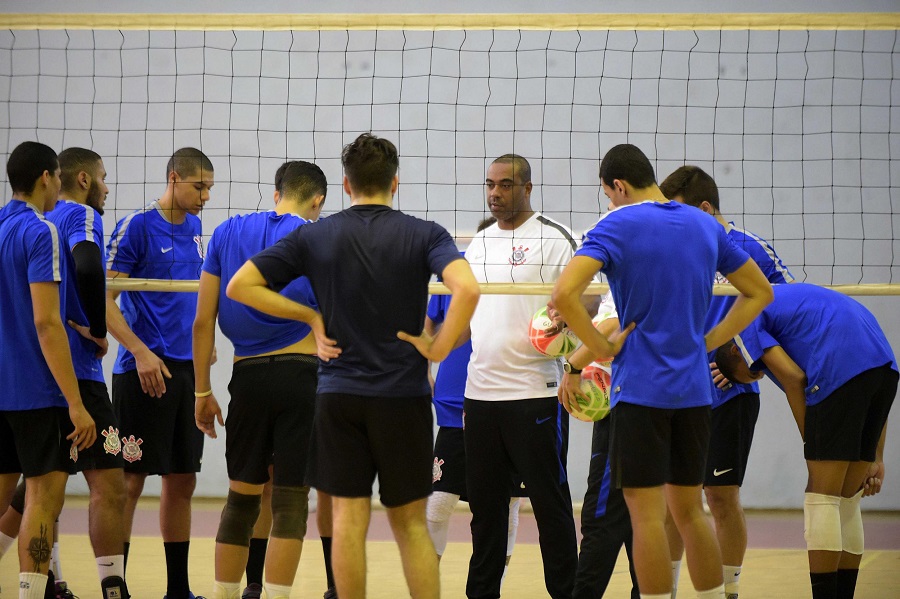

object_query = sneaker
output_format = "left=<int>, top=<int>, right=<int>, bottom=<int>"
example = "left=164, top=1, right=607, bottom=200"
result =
left=242, top=584, right=263, bottom=599
left=54, top=580, right=79, bottom=599
left=323, top=587, right=339, bottom=599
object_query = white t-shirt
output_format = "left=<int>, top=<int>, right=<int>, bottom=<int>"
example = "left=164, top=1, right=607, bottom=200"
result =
left=465, top=212, right=577, bottom=401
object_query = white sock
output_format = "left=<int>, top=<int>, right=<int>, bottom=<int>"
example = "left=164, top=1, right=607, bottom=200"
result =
left=18, top=572, right=48, bottom=599
left=0, top=531, right=15, bottom=557
left=697, top=584, right=726, bottom=599
left=96, top=554, right=125, bottom=582
left=263, top=582, right=293, bottom=599
left=212, top=580, right=241, bottom=599
left=723, top=564, right=741, bottom=596
left=49, top=541, right=62, bottom=579
left=670, top=560, right=681, bottom=598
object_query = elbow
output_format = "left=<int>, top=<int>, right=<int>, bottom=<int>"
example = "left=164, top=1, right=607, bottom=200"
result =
left=33, top=313, right=62, bottom=339
left=224, top=278, right=242, bottom=302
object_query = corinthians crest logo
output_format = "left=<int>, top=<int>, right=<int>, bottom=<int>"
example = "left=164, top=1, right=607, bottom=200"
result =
left=102, top=426, right=122, bottom=456
left=432, top=457, right=445, bottom=483
left=194, top=234, right=205, bottom=259
left=509, top=244, right=529, bottom=266
left=122, top=435, right=143, bottom=463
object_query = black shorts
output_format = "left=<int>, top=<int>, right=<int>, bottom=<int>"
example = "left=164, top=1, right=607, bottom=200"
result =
left=71, top=380, right=125, bottom=473
left=432, top=426, right=527, bottom=500
left=307, top=393, right=433, bottom=508
left=111, top=360, right=203, bottom=475
left=805, top=366, right=897, bottom=462
left=0, top=407, right=75, bottom=477
left=610, top=402, right=710, bottom=488
left=226, top=355, right=317, bottom=487
left=704, top=393, right=759, bottom=487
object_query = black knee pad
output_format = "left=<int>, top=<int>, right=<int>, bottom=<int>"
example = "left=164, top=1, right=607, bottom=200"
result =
left=270, top=485, right=310, bottom=540
left=10, top=479, right=26, bottom=514
left=215, top=490, right=262, bottom=547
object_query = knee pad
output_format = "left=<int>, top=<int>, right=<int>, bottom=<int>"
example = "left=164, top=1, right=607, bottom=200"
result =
left=804, top=493, right=842, bottom=552
left=270, top=485, right=310, bottom=540
left=215, top=490, right=261, bottom=547
left=9, top=480, right=26, bottom=514
left=426, top=491, right=459, bottom=524
left=840, top=490, right=865, bottom=555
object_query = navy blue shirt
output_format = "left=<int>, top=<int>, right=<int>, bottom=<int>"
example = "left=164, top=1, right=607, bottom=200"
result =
left=251, top=204, right=463, bottom=397
left=735, top=283, right=897, bottom=406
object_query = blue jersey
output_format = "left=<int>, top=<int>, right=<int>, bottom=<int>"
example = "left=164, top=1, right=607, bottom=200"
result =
left=106, top=201, right=203, bottom=373
left=203, top=211, right=317, bottom=357
left=0, top=200, right=68, bottom=410
left=46, top=200, right=105, bottom=383
left=251, top=204, right=463, bottom=397
left=427, top=293, right=470, bottom=428
left=576, top=201, right=750, bottom=410
left=707, top=223, right=794, bottom=408
left=735, top=283, right=897, bottom=406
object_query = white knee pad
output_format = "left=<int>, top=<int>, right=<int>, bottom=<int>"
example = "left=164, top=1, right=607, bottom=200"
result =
left=426, top=491, right=459, bottom=556
left=840, top=490, right=865, bottom=555
left=804, top=493, right=842, bottom=552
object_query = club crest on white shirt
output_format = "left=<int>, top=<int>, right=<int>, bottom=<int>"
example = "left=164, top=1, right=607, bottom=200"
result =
left=509, top=244, right=530, bottom=266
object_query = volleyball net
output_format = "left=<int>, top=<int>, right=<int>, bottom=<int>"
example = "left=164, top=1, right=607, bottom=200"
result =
left=1, top=12, right=899, bottom=294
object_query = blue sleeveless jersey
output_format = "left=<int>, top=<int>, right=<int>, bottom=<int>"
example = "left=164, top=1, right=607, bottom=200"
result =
left=106, top=202, right=203, bottom=372
left=47, top=200, right=105, bottom=383
left=576, top=201, right=750, bottom=410
left=0, top=200, right=68, bottom=409
left=203, top=211, right=317, bottom=357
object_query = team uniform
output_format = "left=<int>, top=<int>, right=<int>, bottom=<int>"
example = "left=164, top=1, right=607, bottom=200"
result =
left=203, top=211, right=318, bottom=487
left=47, top=200, right=124, bottom=470
left=0, top=200, right=74, bottom=477
left=575, top=201, right=750, bottom=489
left=573, top=294, right=639, bottom=599
left=704, top=224, right=794, bottom=487
left=464, top=213, right=578, bottom=599
left=106, top=201, right=204, bottom=473
left=249, top=204, right=462, bottom=508
left=734, top=283, right=897, bottom=463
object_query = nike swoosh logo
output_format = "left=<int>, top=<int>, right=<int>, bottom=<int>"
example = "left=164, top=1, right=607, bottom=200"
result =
left=713, top=468, right=733, bottom=477
left=591, top=452, right=602, bottom=459
left=535, top=416, right=553, bottom=425
left=98, top=562, right=114, bottom=567
left=161, top=246, right=174, bottom=253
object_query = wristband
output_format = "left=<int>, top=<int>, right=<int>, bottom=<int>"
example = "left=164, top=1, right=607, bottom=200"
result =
left=194, top=389, right=213, bottom=397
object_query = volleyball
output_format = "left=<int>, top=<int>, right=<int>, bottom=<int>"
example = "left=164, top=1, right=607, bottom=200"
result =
left=529, top=306, right=579, bottom=358
left=572, top=363, right=612, bottom=422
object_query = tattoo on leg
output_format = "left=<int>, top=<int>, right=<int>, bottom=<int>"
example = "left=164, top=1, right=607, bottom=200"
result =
left=28, top=523, right=51, bottom=573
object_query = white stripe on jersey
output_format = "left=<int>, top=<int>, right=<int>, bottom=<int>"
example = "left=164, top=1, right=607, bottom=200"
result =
left=731, top=225, right=795, bottom=283
left=106, top=201, right=157, bottom=269
left=39, top=216, right=62, bottom=282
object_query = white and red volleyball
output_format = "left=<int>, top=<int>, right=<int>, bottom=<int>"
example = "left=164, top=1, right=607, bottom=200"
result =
left=528, top=306, right=578, bottom=358
left=572, top=363, right=612, bottom=422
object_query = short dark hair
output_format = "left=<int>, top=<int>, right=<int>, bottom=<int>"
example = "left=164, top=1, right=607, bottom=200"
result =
left=491, top=154, right=531, bottom=184
left=713, top=340, right=743, bottom=384
left=166, top=147, right=213, bottom=180
left=275, top=160, right=328, bottom=202
left=341, top=133, right=399, bottom=196
left=599, top=144, right=656, bottom=189
left=659, top=165, right=720, bottom=212
left=7, top=141, right=58, bottom=195
left=58, top=147, right=102, bottom=193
